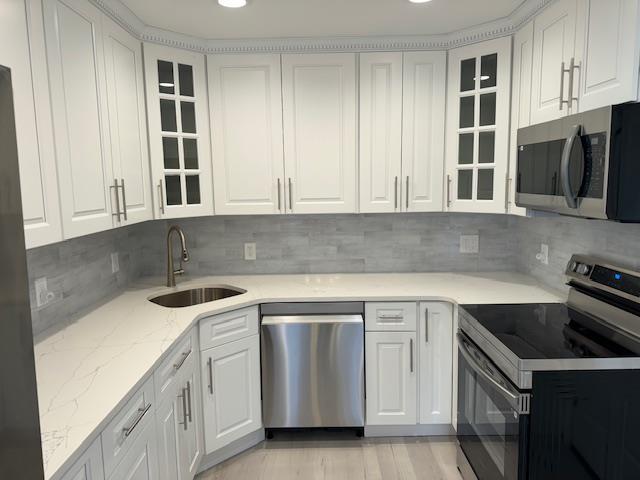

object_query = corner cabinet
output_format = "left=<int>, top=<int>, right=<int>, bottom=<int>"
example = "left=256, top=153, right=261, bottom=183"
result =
left=359, top=51, right=446, bottom=213
left=144, top=43, right=213, bottom=219
left=281, top=53, right=358, bottom=214
left=445, top=37, right=512, bottom=213
left=208, top=54, right=285, bottom=215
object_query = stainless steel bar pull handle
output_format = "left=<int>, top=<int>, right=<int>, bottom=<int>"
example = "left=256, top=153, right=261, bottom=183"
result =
left=288, top=178, right=293, bottom=211
left=424, top=308, right=429, bottom=343
left=277, top=178, right=282, bottom=212
left=178, top=388, right=188, bottom=430
left=207, top=357, right=213, bottom=394
left=505, top=175, right=511, bottom=211
left=560, top=124, right=583, bottom=209
left=122, top=403, right=151, bottom=438
left=120, top=178, right=128, bottom=221
left=446, top=174, right=452, bottom=208
left=158, top=180, right=165, bottom=215
left=111, top=179, right=121, bottom=222
left=405, top=176, right=409, bottom=210
left=173, top=349, right=191, bottom=372
left=568, top=57, right=580, bottom=108
left=394, top=176, right=398, bottom=210
left=409, top=338, right=414, bottom=373
left=186, top=380, right=192, bottom=423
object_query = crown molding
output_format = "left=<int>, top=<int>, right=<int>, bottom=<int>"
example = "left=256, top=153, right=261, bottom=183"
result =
left=91, top=0, right=555, bottom=54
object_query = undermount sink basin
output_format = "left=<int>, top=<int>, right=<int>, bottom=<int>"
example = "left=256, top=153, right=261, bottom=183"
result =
left=149, top=286, right=246, bottom=308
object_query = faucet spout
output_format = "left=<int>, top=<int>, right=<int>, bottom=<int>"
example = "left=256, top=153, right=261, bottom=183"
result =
left=167, top=225, right=190, bottom=287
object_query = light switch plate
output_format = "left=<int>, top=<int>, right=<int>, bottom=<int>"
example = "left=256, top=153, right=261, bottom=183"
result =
left=536, top=243, right=549, bottom=265
left=460, top=235, right=479, bottom=254
left=111, top=252, right=120, bottom=273
left=244, top=242, right=256, bottom=261
left=34, top=277, right=54, bottom=308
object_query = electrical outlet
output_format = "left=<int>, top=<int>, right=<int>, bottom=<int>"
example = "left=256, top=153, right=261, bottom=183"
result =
left=460, top=235, right=479, bottom=254
left=34, top=277, right=54, bottom=308
left=111, top=252, right=120, bottom=273
left=244, top=242, right=256, bottom=261
left=536, top=243, right=549, bottom=265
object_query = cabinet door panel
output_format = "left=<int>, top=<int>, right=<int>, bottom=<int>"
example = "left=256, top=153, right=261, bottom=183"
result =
left=108, top=417, right=158, bottom=480
left=359, top=52, right=402, bottom=213
left=418, top=302, right=453, bottom=425
left=43, top=0, right=114, bottom=238
left=201, top=335, right=262, bottom=454
left=156, top=396, right=179, bottom=480
left=104, top=21, right=152, bottom=225
left=4, top=0, right=62, bottom=247
left=530, top=0, right=578, bottom=124
left=282, top=54, right=357, bottom=213
left=579, top=0, right=640, bottom=111
left=178, top=363, right=203, bottom=480
left=60, top=438, right=104, bottom=480
left=402, top=51, right=447, bottom=212
left=209, top=54, right=285, bottom=215
left=365, top=332, right=417, bottom=425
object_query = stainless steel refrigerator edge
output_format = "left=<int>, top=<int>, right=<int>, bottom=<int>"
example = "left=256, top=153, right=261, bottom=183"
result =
left=0, top=66, right=45, bottom=478
left=260, top=303, right=365, bottom=428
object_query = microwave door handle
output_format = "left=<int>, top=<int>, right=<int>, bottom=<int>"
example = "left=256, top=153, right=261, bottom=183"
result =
left=457, top=333, right=519, bottom=403
left=560, top=124, right=582, bottom=209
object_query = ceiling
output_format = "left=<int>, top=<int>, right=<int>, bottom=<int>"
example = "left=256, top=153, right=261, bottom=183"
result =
left=120, top=0, right=526, bottom=40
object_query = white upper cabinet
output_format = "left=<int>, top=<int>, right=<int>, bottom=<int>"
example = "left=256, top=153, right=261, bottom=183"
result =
left=103, top=20, right=152, bottom=225
left=402, top=51, right=447, bottom=212
left=144, top=43, right=213, bottom=219
left=446, top=37, right=511, bottom=213
left=418, top=302, right=453, bottom=425
left=578, top=0, right=640, bottom=111
left=43, top=0, right=115, bottom=239
left=282, top=53, right=357, bottom=214
left=530, top=0, right=580, bottom=123
left=509, top=22, right=534, bottom=216
left=4, top=0, right=62, bottom=248
left=359, top=52, right=403, bottom=213
left=208, top=54, right=285, bottom=215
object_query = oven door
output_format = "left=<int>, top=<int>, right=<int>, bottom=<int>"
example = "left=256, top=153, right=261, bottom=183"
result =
left=456, top=332, right=530, bottom=480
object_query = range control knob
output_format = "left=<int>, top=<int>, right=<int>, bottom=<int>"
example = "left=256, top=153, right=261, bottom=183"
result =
left=575, top=263, right=591, bottom=276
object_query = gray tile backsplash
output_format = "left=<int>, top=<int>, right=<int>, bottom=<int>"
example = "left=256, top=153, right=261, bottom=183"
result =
left=27, top=213, right=516, bottom=335
left=30, top=210, right=639, bottom=336
left=512, top=212, right=640, bottom=292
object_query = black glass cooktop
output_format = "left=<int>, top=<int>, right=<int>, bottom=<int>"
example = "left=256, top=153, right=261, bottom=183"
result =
left=461, top=303, right=640, bottom=360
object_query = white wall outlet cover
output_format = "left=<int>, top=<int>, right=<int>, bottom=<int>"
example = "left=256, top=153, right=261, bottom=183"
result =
left=111, top=252, right=120, bottom=273
left=459, top=235, right=479, bottom=254
left=244, top=242, right=257, bottom=261
left=536, top=243, right=549, bottom=265
left=34, top=277, right=54, bottom=308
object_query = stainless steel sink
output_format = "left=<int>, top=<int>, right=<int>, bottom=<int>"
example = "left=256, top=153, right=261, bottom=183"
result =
left=149, top=286, right=246, bottom=308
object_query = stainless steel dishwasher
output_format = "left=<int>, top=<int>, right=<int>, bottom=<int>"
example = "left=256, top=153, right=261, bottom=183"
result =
left=260, top=302, right=365, bottom=429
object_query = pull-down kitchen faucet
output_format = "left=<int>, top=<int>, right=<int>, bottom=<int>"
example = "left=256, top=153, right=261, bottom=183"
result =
left=166, top=225, right=190, bottom=287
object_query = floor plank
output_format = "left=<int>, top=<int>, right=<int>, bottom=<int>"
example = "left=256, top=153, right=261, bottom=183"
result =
left=196, top=433, right=462, bottom=480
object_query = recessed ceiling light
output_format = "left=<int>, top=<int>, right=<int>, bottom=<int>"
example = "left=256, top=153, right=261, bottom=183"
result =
left=408, top=0, right=433, bottom=3
left=218, top=0, right=246, bottom=7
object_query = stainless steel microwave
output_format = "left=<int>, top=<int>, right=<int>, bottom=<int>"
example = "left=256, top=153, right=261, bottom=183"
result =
left=515, top=103, right=640, bottom=221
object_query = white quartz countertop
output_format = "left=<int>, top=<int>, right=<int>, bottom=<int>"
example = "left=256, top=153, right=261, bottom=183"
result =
left=35, top=272, right=564, bottom=479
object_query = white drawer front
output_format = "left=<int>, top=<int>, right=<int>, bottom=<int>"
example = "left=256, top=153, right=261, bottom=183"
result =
left=101, top=376, right=155, bottom=478
left=199, top=306, right=259, bottom=350
left=154, top=328, right=196, bottom=405
left=365, top=302, right=417, bottom=331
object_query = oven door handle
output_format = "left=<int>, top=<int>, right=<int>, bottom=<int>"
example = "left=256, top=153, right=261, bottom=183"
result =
left=457, top=333, right=519, bottom=403
left=560, top=124, right=584, bottom=209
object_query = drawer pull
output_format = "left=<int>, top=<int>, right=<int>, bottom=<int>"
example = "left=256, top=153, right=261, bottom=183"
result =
left=173, top=349, right=192, bottom=372
left=178, top=388, right=188, bottom=431
left=186, top=380, right=193, bottom=423
left=122, top=403, right=151, bottom=438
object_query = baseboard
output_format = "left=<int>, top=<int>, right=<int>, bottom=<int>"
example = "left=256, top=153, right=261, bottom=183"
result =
left=364, top=423, right=455, bottom=437
left=196, top=428, right=265, bottom=474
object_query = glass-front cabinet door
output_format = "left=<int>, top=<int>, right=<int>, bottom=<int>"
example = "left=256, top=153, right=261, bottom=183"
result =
left=143, top=43, right=213, bottom=218
left=446, top=37, right=511, bottom=213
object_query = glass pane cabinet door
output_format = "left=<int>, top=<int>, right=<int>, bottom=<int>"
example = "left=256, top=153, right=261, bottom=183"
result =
left=144, top=44, right=212, bottom=218
left=447, top=38, right=511, bottom=213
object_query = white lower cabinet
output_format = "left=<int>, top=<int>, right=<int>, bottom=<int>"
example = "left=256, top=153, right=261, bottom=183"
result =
left=201, top=334, right=262, bottom=453
left=60, top=438, right=105, bottom=480
left=108, top=418, right=158, bottom=480
left=418, top=302, right=454, bottom=425
left=365, top=331, right=417, bottom=425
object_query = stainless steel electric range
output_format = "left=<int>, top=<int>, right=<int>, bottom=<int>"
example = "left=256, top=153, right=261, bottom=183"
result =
left=456, top=254, right=640, bottom=480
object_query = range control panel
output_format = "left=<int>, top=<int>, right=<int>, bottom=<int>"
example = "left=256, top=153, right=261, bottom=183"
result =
left=567, top=255, right=640, bottom=300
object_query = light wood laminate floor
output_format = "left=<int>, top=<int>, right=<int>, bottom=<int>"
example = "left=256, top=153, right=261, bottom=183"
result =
left=197, top=432, right=462, bottom=480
